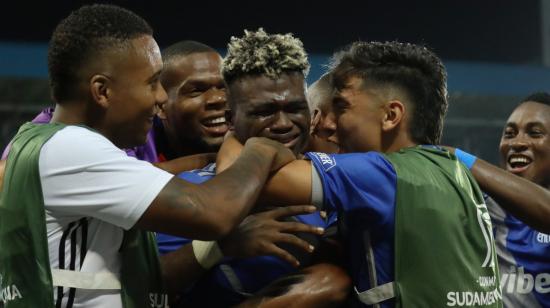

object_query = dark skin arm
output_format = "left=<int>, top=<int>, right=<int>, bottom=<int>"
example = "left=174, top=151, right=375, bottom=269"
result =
left=470, top=158, right=550, bottom=233
left=153, top=153, right=216, bottom=174
left=160, top=205, right=324, bottom=296
left=217, top=134, right=313, bottom=206
left=136, top=137, right=295, bottom=240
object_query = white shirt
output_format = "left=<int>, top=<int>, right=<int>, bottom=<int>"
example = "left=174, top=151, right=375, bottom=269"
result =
left=39, top=126, right=173, bottom=308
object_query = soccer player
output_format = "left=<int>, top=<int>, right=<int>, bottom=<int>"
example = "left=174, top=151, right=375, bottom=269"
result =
left=485, top=92, right=550, bottom=307
left=157, top=28, right=349, bottom=307
left=0, top=5, right=304, bottom=307
left=217, top=41, right=503, bottom=307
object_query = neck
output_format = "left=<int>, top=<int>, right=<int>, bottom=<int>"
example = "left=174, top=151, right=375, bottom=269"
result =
left=381, top=127, right=417, bottom=153
left=158, top=122, right=210, bottom=159
left=51, top=102, right=88, bottom=126
left=52, top=101, right=119, bottom=145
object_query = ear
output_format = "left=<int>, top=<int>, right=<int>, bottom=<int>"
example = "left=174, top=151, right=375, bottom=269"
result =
left=310, top=108, right=321, bottom=134
left=381, top=100, right=405, bottom=132
left=90, top=74, right=111, bottom=109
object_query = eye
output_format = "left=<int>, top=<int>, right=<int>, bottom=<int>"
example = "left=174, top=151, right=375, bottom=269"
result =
left=252, top=110, right=274, bottom=117
left=502, top=127, right=516, bottom=139
left=332, top=98, right=349, bottom=113
left=188, top=90, right=203, bottom=97
left=529, top=129, right=545, bottom=138
left=285, top=104, right=308, bottom=114
left=150, top=78, right=160, bottom=90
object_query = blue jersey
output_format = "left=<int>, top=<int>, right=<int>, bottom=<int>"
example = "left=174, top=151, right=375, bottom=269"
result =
left=155, top=163, right=335, bottom=306
left=307, top=151, right=397, bottom=308
left=487, top=197, right=550, bottom=308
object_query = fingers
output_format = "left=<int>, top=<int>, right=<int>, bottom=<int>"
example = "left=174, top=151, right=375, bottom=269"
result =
left=266, top=244, right=301, bottom=267
left=274, top=233, right=315, bottom=254
left=263, top=205, right=317, bottom=219
left=276, top=221, right=324, bottom=235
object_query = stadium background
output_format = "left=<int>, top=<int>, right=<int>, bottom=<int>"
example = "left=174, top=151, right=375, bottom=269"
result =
left=1, top=0, right=549, bottom=164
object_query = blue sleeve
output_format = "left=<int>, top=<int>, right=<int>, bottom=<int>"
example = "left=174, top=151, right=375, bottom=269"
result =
left=305, top=152, right=397, bottom=226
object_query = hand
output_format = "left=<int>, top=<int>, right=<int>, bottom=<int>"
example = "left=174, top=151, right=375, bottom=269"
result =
left=245, top=137, right=296, bottom=172
left=218, top=205, right=324, bottom=267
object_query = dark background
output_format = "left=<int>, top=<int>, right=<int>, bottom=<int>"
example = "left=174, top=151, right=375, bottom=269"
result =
left=0, top=0, right=549, bottom=163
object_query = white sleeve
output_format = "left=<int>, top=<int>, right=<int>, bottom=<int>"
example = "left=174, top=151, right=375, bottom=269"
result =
left=39, top=126, right=174, bottom=230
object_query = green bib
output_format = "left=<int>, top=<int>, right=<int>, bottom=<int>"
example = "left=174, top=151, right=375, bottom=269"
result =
left=0, top=123, right=167, bottom=308
left=356, top=147, right=502, bottom=307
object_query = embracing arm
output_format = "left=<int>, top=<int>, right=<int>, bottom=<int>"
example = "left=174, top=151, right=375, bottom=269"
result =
left=136, top=138, right=294, bottom=240
left=471, top=158, right=550, bottom=233
left=217, top=134, right=313, bottom=206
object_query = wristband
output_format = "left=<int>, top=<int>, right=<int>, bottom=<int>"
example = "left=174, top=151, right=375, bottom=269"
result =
left=455, top=148, right=477, bottom=169
left=192, top=240, right=224, bottom=269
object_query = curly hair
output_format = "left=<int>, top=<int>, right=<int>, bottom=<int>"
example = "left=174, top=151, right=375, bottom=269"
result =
left=222, top=28, right=310, bottom=84
left=48, top=4, right=152, bottom=103
left=330, top=41, right=448, bottom=145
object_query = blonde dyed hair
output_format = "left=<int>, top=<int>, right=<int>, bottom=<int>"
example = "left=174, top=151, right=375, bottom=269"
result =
left=222, top=28, right=310, bottom=83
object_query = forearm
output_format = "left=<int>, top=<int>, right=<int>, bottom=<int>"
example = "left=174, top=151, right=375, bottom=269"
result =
left=259, top=160, right=313, bottom=206
left=472, top=159, right=550, bottom=233
left=139, top=143, right=276, bottom=240
left=195, top=145, right=276, bottom=235
left=160, top=245, right=206, bottom=297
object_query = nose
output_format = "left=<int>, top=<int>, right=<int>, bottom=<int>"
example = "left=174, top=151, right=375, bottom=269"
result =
left=319, top=111, right=337, bottom=134
left=205, top=87, right=226, bottom=110
left=508, top=133, right=530, bottom=152
left=270, top=111, right=293, bottom=133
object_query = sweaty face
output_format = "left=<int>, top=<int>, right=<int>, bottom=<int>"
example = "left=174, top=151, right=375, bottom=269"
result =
left=230, top=72, right=310, bottom=155
left=499, top=101, right=550, bottom=188
left=332, top=76, right=385, bottom=153
left=106, top=35, right=167, bottom=148
left=160, top=52, right=227, bottom=152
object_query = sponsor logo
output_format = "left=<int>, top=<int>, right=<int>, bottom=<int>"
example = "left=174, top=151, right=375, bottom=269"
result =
left=536, top=232, right=550, bottom=244
left=149, top=292, right=169, bottom=308
left=501, top=266, right=550, bottom=294
left=313, top=152, right=336, bottom=172
left=446, top=289, right=502, bottom=306
left=474, top=202, right=496, bottom=268
left=0, top=274, right=23, bottom=305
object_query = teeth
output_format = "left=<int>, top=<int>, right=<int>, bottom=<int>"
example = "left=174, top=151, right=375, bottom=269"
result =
left=509, top=156, right=531, bottom=164
left=205, top=117, right=226, bottom=125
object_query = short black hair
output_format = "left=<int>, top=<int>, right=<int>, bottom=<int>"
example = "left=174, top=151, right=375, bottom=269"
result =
left=161, top=40, right=218, bottom=64
left=48, top=4, right=153, bottom=103
left=521, top=91, right=550, bottom=106
left=330, top=41, right=448, bottom=145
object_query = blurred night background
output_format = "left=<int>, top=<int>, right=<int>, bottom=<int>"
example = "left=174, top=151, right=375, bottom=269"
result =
left=1, top=0, right=549, bottom=163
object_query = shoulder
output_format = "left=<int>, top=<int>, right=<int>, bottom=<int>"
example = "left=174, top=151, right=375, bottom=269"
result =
left=306, top=151, right=394, bottom=175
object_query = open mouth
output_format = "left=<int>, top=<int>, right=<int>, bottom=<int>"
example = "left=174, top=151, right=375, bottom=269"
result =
left=507, top=154, right=532, bottom=173
left=201, top=116, right=228, bottom=135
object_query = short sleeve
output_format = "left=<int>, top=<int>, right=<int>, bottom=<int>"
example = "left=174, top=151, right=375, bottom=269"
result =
left=39, top=126, right=174, bottom=230
left=305, top=151, right=397, bottom=226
